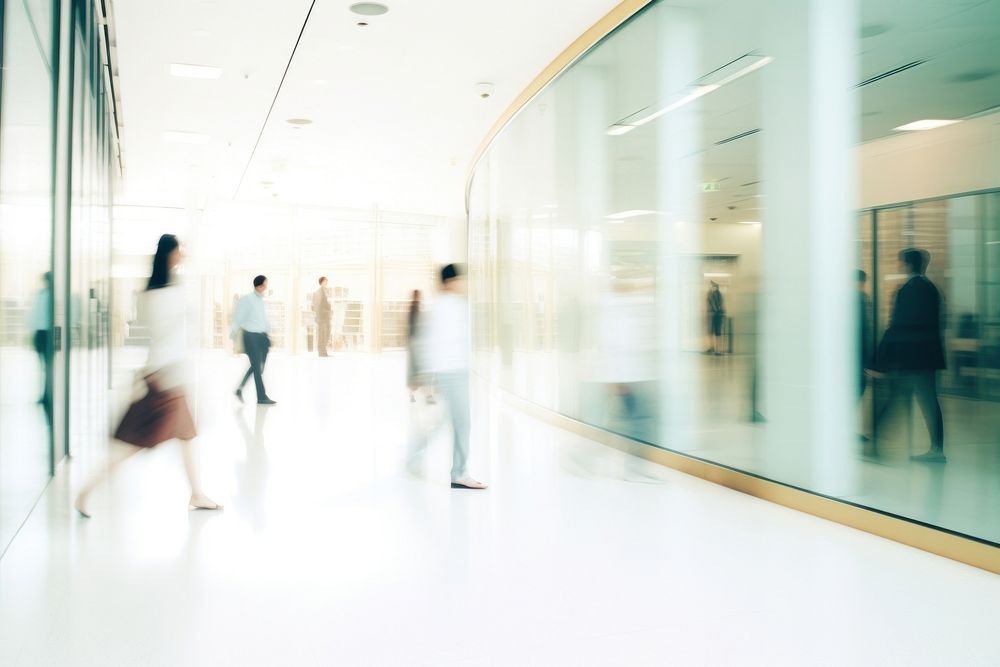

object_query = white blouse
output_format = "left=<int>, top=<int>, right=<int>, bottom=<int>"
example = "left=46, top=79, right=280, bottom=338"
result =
left=139, top=284, right=188, bottom=388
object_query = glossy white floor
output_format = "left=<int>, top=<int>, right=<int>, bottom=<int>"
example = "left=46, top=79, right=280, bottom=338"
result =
left=2, top=352, right=1000, bottom=666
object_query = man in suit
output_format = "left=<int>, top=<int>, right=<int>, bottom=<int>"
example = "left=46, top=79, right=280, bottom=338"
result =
left=313, top=276, right=331, bottom=357
left=232, top=275, right=277, bottom=405
left=871, top=249, right=945, bottom=462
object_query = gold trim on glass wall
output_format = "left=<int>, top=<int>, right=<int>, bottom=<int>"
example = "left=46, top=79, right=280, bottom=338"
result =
left=464, top=0, right=654, bottom=208
left=501, top=391, right=1000, bottom=575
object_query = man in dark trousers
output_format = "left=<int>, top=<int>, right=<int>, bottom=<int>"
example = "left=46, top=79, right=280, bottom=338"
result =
left=313, top=276, right=332, bottom=357
left=871, top=249, right=945, bottom=462
left=232, top=275, right=277, bottom=405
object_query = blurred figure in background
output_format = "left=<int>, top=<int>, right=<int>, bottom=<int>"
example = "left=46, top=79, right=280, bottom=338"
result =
left=871, top=248, right=946, bottom=463
left=29, top=271, right=53, bottom=414
left=75, top=235, right=221, bottom=517
left=408, top=264, right=487, bottom=490
left=313, top=276, right=332, bottom=357
left=706, top=281, right=725, bottom=355
left=232, top=275, right=277, bottom=405
left=595, top=276, right=658, bottom=443
left=858, top=269, right=872, bottom=398
left=406, top=289, right=434, bottom=404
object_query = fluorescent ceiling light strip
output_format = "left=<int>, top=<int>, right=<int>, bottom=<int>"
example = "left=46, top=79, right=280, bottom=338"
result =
left=702, top=55, right=773, bottom=87
left=608, top=53, right=772, bottom=134
left=170, top=63, right=222, bottom=79
left=893, top=119, right=961, bottom=131
left=607, top=209, right=657, bottom=220
left=630, top=85, right=719, bottom=127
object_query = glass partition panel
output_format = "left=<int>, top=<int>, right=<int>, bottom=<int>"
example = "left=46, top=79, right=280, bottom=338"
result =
left=0, top=0, right=55, bottom=553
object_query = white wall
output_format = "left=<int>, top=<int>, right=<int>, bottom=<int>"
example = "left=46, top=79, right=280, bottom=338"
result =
left=859, top=111, right=1000, bottom=209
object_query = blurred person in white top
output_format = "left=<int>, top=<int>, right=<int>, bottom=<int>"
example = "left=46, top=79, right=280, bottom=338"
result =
left=408, top=264, right=487, bottom=489
left=74, top=234, right=221, bottom=517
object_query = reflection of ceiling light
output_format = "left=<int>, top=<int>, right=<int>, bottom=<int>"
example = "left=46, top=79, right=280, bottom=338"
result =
left=606, top=124, right=636, bottom=136
left=163, top=131, right=210, bottom=144
left=704, top=272, right=731, bottom=278
left=893, top=119, right=961, bottom=131
left=738, top=220, right=761, bottom=225
left=699, top=55, right=773, bottom=87
left=609, top=53, right=772, bottom=135
left=170, top=63, right=222, bottom=79
left=607, top=209, right=657, bottom=220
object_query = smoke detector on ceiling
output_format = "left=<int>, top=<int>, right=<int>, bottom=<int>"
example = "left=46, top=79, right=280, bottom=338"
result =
left=476, top=82, right=494, bottom=99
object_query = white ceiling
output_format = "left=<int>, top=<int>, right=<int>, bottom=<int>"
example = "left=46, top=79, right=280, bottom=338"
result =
left=112, top=0, right=623, bottom=216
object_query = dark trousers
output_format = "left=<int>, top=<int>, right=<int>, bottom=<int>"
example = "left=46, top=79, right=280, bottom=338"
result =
left=239, top=332, right=270, bottom=400
left=874, top=370, right=944, bottom=451
left=33, top=330, right=51, bottom=408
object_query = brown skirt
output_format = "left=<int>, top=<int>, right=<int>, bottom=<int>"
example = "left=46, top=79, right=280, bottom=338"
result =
left=114, top=384, right=196, bottom=448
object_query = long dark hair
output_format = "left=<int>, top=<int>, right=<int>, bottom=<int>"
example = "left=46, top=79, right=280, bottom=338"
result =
left=407, top=289, right=421, bottom=337
left=147, top=234, right=180, bottom=290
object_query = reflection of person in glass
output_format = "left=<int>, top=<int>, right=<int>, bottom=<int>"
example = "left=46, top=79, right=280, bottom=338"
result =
left=706, top=281, right=725, bottom=355
left=871, top=248, right=946, bottom=463
left=857, top=269, right=872, bottom=397
left=75, top=235, right=221, bottom=517
left=232, top=275, right=276, bottom=405
left=312, top=276, right=332, bottom=357
left=30, top=272, right=53, bottom=412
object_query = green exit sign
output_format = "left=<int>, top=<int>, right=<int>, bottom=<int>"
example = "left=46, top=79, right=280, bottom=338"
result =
left=701, top=182, right=721, bottom=192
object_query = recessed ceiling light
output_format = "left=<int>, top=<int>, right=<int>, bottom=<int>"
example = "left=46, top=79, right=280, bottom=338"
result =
left=170, top=63, right=222, bottom=79
left=162, top=130, right=210, bottom=144
left=350, top=2, right=389, bottom=16
left=607, top=209, right=657, bottom=220
left=286, top=118, right=313, bottom=125
left=893, top=119, right=961, bottom=131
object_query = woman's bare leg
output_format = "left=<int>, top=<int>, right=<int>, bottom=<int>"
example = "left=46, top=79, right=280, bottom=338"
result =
left=179, top=439, right=222, bottom=510
left=75, top=441, right=144, bottom=517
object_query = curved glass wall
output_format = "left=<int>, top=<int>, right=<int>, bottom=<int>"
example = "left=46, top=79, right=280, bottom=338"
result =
left=468, top=0, right=1000, bottom=546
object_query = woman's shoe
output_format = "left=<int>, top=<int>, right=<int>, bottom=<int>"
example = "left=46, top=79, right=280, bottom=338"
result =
left=74, top=495, right=92, bottom=519
left=189, top=495, right=224, bottom=511
left=450, top=478, right=488, bottom=490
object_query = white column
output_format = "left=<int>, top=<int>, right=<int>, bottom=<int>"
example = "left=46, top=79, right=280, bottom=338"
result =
left=760, top=0, right=858, bottom=494
left=656, top=6, right=704, bottom=452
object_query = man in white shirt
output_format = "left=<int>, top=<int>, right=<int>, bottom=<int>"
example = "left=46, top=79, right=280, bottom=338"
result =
left=232, top=275, right=277, bottom=405
left=419, top=264, right=487, bottom=489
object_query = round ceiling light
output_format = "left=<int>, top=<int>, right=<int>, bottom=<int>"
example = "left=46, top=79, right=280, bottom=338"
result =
left=350, top=3, right=388, bottom=16
left=286, top=118, right=313, bottom=125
